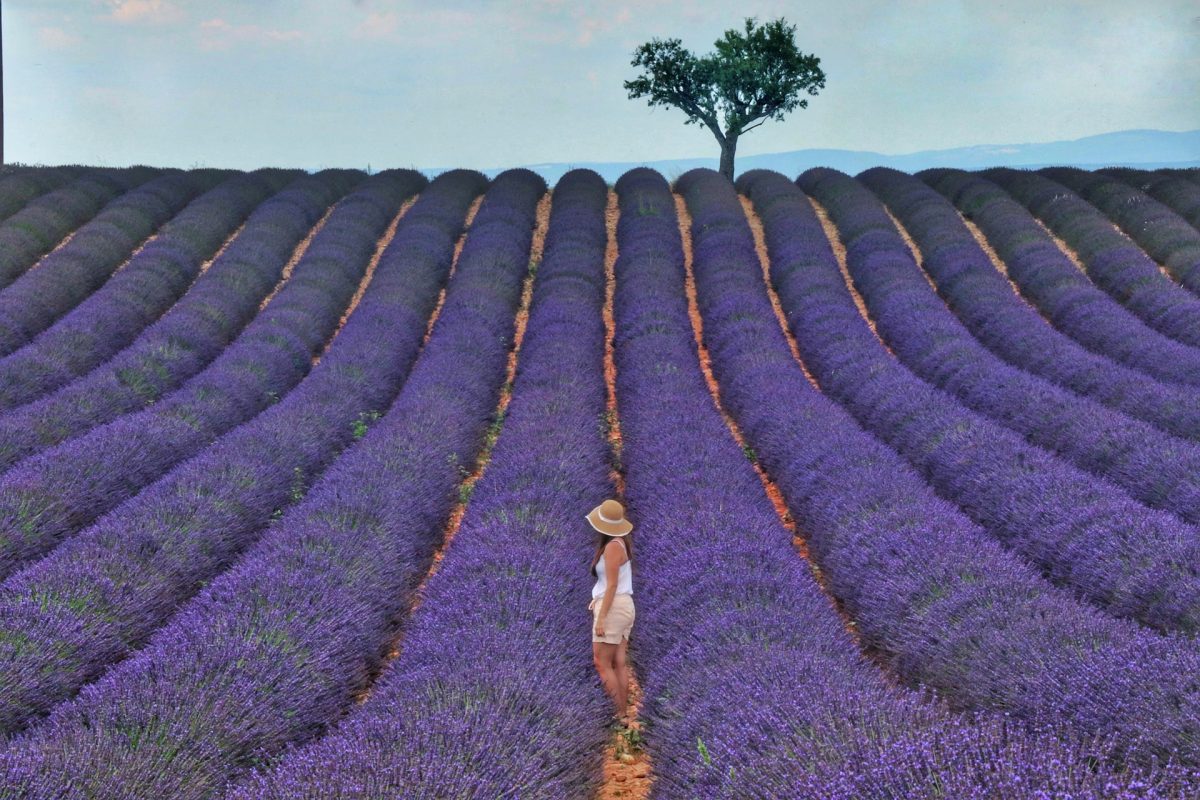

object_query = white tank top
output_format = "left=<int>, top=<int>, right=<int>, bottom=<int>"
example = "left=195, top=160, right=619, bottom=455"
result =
left=592, top=539, right=633, bottom=599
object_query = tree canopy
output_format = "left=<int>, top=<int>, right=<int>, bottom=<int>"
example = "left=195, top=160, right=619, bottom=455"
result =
left=625, top=18, right=825, bottom=179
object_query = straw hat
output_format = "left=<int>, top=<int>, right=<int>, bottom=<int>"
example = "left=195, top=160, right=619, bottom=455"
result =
left=586, top=499, right=633, bottom=537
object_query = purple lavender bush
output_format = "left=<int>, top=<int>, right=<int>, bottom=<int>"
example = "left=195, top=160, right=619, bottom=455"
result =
left=0, top=167, right=159, bottom=289
left=0, top=169, right=485, bottom=741
left=860, top=167, right=1200, bottom=445
left=817, top=168, right=1200, bottom=541
left=1041, top=167, right=1200, bottom=295
left=0, top=170, right=362, bottom=472
left=0, top=170, right=223, bottom=356
left=0, top=170, right=296, bottom=409
left=619, top=165, right=1189, bottom=798
left=1102, top=167, right=1200, bottom=231
left=788, top=167, right=1200, bottom=634
left=0, top=168, right=81, bottom=223
left=222, top=170, right=614, bottom=800
left=988, top=168, right=1200, bottom=348
left=925, top=168, right=1200, bottom=387
left=0, top=170, right=425, bottom=582
left=0, top=169, right=547, bottom=798
left=727, top=167, right=1200, bottom=765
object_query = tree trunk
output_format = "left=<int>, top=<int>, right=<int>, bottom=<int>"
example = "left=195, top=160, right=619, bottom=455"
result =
left=719, top=136, right=737, bottom=181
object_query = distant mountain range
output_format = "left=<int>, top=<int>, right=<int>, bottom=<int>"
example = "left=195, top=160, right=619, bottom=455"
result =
left=458, top=129, right=1200, bottom=183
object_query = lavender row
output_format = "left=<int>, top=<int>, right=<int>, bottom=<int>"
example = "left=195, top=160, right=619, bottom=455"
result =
left=986, top=168, right=1200, bottom=349
left=0, top=168, right=81, bottom=223
left=0, top=170, right=542, bottom=798
left=853, top=169, right=1200, bottom=531
left=859, top=167, right=1200, bottom=445
left=0, top=170, right=483, bottom=741
left=0, top=170, right=296, bottom=409
left=925, top=169, right=1200, bottom=387
left=0, top=170, right=425, bottom=582
left=797, top=167, right=1200, bottom=634
left=0, top=170, right=222, bottom=356
left=0, top=168, right=158, bottom=289
left=733, top=168, right=1200, bottom=766
left=1103, top=167, right=1200, bottom=231
left=632, top=166, right=1181, bottom=797
left=0, top=170, right=361, bottom=473
left=1041, top=167, right=1200, bottom=295
left=227, top=170, right=611, bottom=800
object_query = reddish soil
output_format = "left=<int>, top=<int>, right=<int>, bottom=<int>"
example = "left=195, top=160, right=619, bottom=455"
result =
left=424, top=196, right=484, bottom=346
left=680, top=194, right=864, bottom=646
left=883, top=209, right=940, bottom=293
left=259, top=203, right=337, bottom=311
left=737, top=196, right=820, bottom=390
left=1107, top=221, right=1175, bottom=281
left=596, top=675, right=652, bottom=799
left=104, top=231, right=160, bottom=278
left=315, top=197, right=417, bottom=365
left=1032, top=218, right=1088, bottom=275
left=1034, top=217, right=1175, bottom=284
left=31, top=228, right=85, bottom=270
left=959, top=213, right=1088, bottom=332
left=960, top=214, right=1027, bottom=296
left=603, top=192, right=626, bottom=496
left=594, top=191, right=652, bottom=800
left=807, top=196, right=895, bottom=356
left=197, top=222, right=246, bottom=277
left=355, top=191, right=549, bottom=704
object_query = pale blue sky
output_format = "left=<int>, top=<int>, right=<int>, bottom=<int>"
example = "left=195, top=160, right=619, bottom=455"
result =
left=5, top=0, right=1198, bottom=169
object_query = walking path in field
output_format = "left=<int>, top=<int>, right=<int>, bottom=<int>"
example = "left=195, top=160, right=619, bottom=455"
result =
left=678, top=194, right=866, bottom=648
left=595, top=190, right=651, bottom=800
left=356, top=188, right=547, bottom=704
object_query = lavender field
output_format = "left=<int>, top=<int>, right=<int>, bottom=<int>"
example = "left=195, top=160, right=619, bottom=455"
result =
left=2, top=163, right=1200, bottom=798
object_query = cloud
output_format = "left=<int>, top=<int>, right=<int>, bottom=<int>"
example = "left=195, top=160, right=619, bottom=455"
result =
left=349, top=8, right=477, bottom=44
left=352, top=11, right=399, bottom=40
left=577, top=7, right=631, bottom=46
left=82, top=86, right=137, bottom=111
left=198, top=17, right=305, bottom=51
left=38, top=26, right=83, bottom=49
left=106, top=0, right=183, bottom=25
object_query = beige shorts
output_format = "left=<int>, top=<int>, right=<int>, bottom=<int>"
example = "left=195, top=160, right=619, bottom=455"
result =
left=590, top=594, right=635, bottom=644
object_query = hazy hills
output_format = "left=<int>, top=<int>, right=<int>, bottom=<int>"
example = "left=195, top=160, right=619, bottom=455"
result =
left=460, top=129, right=1200, bottom=183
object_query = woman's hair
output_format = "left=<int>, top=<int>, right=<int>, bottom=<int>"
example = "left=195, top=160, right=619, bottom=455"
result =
left=590, top=530, right=633, bottom=576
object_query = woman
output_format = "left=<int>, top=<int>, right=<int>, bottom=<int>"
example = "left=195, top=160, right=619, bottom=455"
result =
left=587, top=498, right=635, bottom=724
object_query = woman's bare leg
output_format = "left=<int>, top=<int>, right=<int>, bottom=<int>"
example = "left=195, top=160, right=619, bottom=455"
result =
left=614, top=639, right=630, bottom=719
left=593, top=642, right=622, bottom=715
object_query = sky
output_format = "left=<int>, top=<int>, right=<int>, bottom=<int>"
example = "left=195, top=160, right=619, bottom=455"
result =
left=4, top=0, right=1198, bottom=170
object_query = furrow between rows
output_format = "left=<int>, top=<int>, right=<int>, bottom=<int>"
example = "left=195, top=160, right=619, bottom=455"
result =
left=0, top=171, right=425, bottom=583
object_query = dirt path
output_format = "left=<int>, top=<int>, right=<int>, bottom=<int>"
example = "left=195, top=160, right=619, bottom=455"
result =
left=1033, top=213, right=1179, bottom=289
left=29, top=218, right=94, bottom=273
left=603, top=191, right=626, bottom=497
left=685, top=195, right=863, bottom=647
left=356, top=190, right=550, bottom=704
left=737, top=196, right=820, bottom=390
left=883, top=208, right=940, bottom=293
left=315, top=196, right=418, bottom=365
left=594, top=190, right=652, bottom=800
left=960, top=214, right=1028, bottom=297
left=424, top=196, right=484, bottom=346
left=108, top=233, right=158, bottom=277
left=1032, top=217, right=1089, bottom=275
left=806, top=196, right=896, bottom=356
left=197, top=222, right=246, bottom=277
left=259, top=203, right=337, bottom=311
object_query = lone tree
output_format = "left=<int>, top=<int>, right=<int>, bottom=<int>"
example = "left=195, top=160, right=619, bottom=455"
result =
left=625, top=17, right=825, bottom=180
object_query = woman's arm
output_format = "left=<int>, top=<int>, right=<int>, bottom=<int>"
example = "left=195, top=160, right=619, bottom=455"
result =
left=594, top=540, right=625, bottom=636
